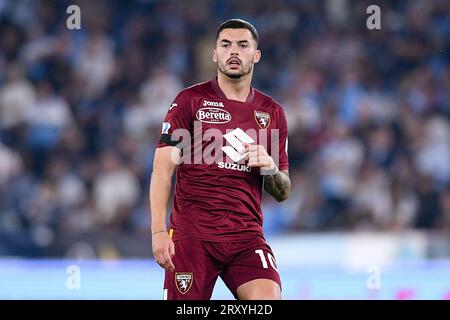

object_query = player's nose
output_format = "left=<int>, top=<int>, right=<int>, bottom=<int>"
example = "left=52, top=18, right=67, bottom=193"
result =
left=230, top=44, right=240, bottom=55
left=229, top=52, right=239, bottom=59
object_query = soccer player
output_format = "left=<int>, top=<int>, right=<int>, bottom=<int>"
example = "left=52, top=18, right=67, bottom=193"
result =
left=150, top=19, right=290, bottom=300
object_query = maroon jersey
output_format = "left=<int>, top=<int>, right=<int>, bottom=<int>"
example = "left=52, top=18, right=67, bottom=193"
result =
left=157, top=78, right=289, bottom=242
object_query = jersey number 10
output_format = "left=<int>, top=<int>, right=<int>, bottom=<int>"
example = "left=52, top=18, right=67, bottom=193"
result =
left=255, top=249, right=278, bottom=272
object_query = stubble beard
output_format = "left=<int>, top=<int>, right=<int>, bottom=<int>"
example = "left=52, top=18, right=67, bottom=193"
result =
left=218, top=60, right=253, bottom=79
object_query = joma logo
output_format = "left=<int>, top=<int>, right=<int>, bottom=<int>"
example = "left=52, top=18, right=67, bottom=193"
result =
left=203, top=100, right=224, bottom=107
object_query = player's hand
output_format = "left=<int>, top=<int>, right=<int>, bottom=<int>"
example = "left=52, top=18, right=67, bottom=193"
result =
left=152, top=231, right=175, bottom=272
left=243, top=143, right=278, bottom=174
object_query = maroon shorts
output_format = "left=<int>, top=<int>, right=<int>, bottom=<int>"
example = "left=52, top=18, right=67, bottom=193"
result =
left=163, top=237, right=281, bottom=300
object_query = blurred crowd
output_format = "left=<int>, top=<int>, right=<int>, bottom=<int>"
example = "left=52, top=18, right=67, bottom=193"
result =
left=0, top=0, right=449, bottom=257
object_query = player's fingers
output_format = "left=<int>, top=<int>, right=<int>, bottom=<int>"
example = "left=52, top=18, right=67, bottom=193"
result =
left=155, top=246, right=170, bottom=269
left=161, top=247, right=172, bottom=267
left=258, top=155, right=270, bottom=165
left=169, top=241, right=175, bottom=257
left=250, top=155, right=271, bottom=167
left=162, top=249, right=175, bottom=271
left=241, top=143, right=252, bottom=154
left=248, top=160, right=262, bottom=167
left=254, top=150, right=268, bottom=160
left=248, top=152, right=258, bottom=162
left=154, top=251, right=164, bottom=269
left=248, top=150, right=259, bottom=160
left=258, top=148, right=268, bottom=157
left=158, top=251, right=169, bottom=269
left=249, top=145, right=258, bottom=152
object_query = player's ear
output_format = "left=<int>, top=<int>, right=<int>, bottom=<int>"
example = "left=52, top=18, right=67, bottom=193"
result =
left=254, top=49, right=261, bottom=64
left=212, top=49, right=218, bottom=63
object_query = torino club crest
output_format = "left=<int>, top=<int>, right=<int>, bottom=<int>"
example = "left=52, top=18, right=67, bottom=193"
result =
left=254, top=111, right=271, bottom=129
left=175, top=272, right=193, bottom=294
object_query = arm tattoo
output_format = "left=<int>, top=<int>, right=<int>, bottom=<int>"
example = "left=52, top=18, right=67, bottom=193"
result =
left=264, top=171, right=291, bottom=202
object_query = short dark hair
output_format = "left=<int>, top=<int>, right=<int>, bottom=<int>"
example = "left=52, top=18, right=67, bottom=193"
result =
left=216, top=19, right=259, bottom=44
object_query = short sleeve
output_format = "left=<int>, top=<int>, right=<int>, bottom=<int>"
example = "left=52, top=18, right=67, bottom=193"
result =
left=157, top=90, right=192, bottom=149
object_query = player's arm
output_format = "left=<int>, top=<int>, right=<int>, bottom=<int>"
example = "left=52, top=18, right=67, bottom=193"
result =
left=149, top=146, right=180, bottom=271
left=245, top=143, right=291, bottom=202
left=263, top=169, right=291, bottom=202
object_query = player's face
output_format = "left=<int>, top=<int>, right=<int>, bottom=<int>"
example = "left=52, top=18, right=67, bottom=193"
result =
left=213, top=28, right=261, bottom=79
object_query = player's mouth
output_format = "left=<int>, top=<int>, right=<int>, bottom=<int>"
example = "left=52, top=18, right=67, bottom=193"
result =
left=227, top=58, right=241, bottom=69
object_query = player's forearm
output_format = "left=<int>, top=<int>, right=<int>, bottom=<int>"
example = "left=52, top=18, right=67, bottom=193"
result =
left=264, top=171, right=291, bottom=202
left=150, top=171, right=172, bottom=233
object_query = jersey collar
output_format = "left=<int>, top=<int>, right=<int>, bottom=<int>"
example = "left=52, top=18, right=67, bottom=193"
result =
left=211, top=77, right=255, bottom=104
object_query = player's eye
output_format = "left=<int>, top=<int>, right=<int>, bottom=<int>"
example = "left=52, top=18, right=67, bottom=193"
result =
left=221, top=43, right=229, bottom=48
left=240, top=43, right=249, bottom=48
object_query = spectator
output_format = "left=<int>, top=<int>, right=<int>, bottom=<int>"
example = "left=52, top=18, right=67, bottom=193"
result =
left=93, top=150, right=140, bottom=229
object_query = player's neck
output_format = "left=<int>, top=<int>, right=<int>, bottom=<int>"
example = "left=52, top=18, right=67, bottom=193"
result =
left=217, top=72, right=252, bottom=103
